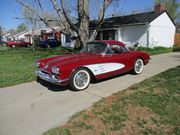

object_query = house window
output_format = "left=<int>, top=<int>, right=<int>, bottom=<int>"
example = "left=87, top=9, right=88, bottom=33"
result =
left=103, top=30, right=115, bottom=40
left=66, top=36, right=71, bottom=42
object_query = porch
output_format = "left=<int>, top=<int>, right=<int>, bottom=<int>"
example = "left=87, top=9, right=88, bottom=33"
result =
left=96, top=25, right=149, bottom=47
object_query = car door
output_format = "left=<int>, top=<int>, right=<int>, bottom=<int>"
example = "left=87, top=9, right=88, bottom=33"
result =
left=108, top=44, right=132, bottom=73
left=16, top=41, right=21, bottom=46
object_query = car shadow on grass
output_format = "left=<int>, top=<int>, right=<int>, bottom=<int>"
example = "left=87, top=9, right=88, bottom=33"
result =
left=36, top=78, right=69, bottom=92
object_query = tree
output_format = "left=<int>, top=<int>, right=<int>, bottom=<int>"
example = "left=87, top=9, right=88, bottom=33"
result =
left=21, top=4, right=43, bottom=50
left=8, top=29, right=17, bottom=35
left=22, top=6, right=42, bottom=30
left=0, top=26, right=3, bottom=41
left=16, top=0, right=116, bottom=49
left=155, top=0, right=180, bottom=20
left=164, top=0, right=180, bottom=20
left=42, top=11, right=60, bottom=27
left=16, top=23, right=27, bottom=32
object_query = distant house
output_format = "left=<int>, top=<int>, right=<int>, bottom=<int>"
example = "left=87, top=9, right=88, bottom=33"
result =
left=24, top=26, right=74, bottom=47
left=13, top=31, right=30, bottom=41
left=91, top=4, right=176, bottom=48
left=2, top=33, right=14, bottom=42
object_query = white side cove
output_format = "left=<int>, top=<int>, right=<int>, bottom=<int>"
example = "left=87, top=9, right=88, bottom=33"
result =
left=84, top=63, right=125, bottom=76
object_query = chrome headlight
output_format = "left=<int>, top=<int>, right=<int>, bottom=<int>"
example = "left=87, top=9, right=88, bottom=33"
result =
left=36, top=62, right=40, bottom=67
left=52, top=66, right=60, bottom=74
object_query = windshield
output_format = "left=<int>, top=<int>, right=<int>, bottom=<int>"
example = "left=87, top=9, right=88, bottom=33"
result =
left=81, top=42, right=108, bottom=54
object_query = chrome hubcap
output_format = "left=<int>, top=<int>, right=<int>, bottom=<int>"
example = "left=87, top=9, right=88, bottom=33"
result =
left=74, top=70, right=90, bottom=89
left=135, top=59, right=143, bottom=73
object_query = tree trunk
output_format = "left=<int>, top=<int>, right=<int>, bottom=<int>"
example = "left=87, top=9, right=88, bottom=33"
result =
left=77, top=0, right=90, bottom=48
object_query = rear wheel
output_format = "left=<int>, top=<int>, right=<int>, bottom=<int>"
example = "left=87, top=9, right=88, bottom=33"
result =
left=70, top=68, right=91, bottom=91
left=132, top=58, right=144, bottom=74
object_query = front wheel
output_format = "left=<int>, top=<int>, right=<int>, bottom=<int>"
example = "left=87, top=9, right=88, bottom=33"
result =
left=69, top=68, right=91, bottom=91
left=132, top=58, right=144, bottom=74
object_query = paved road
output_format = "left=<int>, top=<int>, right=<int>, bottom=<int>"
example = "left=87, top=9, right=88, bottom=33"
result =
left=0, top=52, right=179, bottom=135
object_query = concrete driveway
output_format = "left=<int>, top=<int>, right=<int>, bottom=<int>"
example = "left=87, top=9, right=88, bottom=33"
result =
left=0, top=52, right=179, bottom=135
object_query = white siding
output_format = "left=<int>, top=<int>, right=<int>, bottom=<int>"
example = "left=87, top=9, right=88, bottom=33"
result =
left=61, top=34, right=74, bottom=48
left=118, top=25, right=148, bottom=47
left=149, top=12, right=175, bottom=48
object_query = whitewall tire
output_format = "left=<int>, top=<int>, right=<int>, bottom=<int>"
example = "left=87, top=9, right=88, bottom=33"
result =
left=12, top=45, right=16, bottom=48
left=132, top=58, right=144, bottom=74
left=70, top=68, right=91, bottom=91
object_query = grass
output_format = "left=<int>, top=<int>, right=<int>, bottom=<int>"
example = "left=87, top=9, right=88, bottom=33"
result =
left=173, top=46, right=180, bottom=52
left=0, top=46, right=73, bottom=87
left=137, top=46, right=173, bottom=55
left=43, top=66, right=180, bottom=135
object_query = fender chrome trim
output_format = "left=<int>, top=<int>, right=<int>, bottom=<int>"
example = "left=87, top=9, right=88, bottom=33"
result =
left=145, top=58, right=151, bottom=62
left=35, top=69, right=69, bottom=84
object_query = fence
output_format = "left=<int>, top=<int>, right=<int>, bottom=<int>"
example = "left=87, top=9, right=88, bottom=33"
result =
left=174, top=33, right=180, bottom=46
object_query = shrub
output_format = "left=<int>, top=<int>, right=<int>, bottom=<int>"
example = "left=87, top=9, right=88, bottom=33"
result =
left=173, top=46, right=180, bottom=52
left=137, top=46, right=172, bottom=55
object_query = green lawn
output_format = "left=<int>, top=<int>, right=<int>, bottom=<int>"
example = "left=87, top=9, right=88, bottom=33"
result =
left=44, top=66, right=180, bottom=135
left=0, top=46, right=72, bottom=87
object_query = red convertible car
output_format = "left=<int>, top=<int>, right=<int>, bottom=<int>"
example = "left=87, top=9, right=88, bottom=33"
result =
left=35, top=40, right=150, bottom=91
left=6, top=40, right=32, bottom=47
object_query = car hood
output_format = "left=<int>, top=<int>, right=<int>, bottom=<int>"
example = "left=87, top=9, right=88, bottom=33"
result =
left=45, top=53, right=99, bottom=68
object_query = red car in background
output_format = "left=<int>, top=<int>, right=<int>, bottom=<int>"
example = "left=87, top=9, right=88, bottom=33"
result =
left=35, top=40, right=150, bottom=91
left=6, top=40, right=32, bottom=47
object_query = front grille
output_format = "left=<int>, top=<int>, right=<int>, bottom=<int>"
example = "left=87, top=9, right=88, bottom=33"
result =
left=41, top=70, right=50, bottom=76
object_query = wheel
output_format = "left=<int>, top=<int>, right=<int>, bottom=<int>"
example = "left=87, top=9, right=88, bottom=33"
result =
left=27, top=44, right=30, bottom=47
left=69, top=68, right=91, bottom=91
left=132, top=58, right=144, bottom=74
left=12, top=45, right=16, bottom=48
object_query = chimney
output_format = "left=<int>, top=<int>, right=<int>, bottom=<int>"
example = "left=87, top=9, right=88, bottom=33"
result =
left=154, top=4, right=166, bottom=14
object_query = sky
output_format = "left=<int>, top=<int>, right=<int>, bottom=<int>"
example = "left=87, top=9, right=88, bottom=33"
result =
left=0, top=0, right=179, bottom=30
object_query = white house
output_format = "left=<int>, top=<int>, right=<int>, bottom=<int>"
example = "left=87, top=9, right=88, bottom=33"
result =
left=13, top=31, right=30, bottom=41
left=23, top=26, right=74, bottom=47
left=92, top=4, right=176, bottom=48
left=2, top=33, right=14, bottom=42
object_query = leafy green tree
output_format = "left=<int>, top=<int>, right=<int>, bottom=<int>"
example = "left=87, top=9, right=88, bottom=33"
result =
left=155, top=0, right=180, bottom=20
left=16, top=23, right=27, bottom=32
left=164, top=0, right=180, bottom=20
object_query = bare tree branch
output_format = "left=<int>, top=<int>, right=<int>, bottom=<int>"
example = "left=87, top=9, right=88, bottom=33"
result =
left=37, top=0, right=43, bottom=12
left=60, top=0, right=77, bottom=32
left=16, top=0, right=115, bottom=49
left=16, top=0, right=68, bottom=35
left=89, top=0, right=112, bottom=41
left=50, top=0, right=72, bottom=34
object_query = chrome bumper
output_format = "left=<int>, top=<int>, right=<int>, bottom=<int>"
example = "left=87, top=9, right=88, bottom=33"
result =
left=35, top=69, right=69, bottom=85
